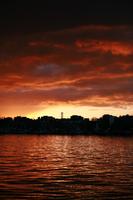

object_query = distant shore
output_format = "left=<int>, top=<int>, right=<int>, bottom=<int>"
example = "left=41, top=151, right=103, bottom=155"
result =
left=0, top=114, right=133, bottom=136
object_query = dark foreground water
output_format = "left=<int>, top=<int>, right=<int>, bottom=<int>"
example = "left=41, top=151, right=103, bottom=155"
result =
left=0, top=135, right=133, bottom=200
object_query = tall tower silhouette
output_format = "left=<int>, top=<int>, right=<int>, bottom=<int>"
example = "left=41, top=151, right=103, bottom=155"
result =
left=61, top=112, right=63, bottom=119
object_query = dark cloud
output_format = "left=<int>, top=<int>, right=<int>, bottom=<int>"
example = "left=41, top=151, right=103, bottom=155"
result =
left=0, top=1, right=133, bottom=35
left=0, top=24, right=133, bottom=117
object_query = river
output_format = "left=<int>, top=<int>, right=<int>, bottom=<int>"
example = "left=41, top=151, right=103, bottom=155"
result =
left=0, top=135, right=133, bottom=199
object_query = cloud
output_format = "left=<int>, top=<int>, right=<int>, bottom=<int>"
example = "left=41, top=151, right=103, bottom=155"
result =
left=0, top=25, right=133, bottom=116
left=75, top=39, right=133, bottom=55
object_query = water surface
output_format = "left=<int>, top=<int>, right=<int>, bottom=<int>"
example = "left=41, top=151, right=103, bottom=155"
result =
left=0, top=135, right=133, bottom=199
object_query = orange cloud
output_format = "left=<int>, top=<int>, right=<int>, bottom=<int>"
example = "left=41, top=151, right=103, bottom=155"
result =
left=75, top=40, right=133, bottom=55
left=0, top=25, right=133, bottom=117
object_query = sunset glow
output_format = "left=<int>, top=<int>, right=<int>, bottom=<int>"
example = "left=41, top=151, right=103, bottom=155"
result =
left=0, top=25, right=133, bottom=118
left=0, top=1, right=133, bottom=119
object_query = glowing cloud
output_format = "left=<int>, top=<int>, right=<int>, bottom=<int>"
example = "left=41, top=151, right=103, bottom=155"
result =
left=0, top=25, right=133, bottom=117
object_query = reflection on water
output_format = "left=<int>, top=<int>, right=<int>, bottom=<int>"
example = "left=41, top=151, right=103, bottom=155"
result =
left=0, top=135, right=133, bottom=199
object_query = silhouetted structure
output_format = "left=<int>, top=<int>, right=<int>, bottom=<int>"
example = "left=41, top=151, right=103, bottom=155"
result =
left=61, top=112, right=64, bottom=119
left=0, top=114, right=133, bottom=136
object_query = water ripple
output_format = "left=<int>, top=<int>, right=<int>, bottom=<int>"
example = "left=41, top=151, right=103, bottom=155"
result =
left=0, top=135, right=133, bottom=199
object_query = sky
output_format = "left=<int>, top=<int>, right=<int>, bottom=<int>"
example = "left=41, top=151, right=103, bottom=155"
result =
left=0, top=1, right=133, bottom=119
